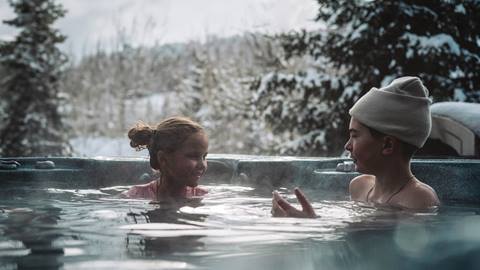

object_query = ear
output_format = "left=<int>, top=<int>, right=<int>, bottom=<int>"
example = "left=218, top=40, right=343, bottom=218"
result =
left=381, top=136, right=396, bottom=155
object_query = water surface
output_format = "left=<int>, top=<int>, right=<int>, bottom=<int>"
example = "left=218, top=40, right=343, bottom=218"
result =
left=1, top=182, right=479, bottom=270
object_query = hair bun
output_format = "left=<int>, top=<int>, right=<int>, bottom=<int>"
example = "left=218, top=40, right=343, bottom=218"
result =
left=128, top=122, right=154, bottom=150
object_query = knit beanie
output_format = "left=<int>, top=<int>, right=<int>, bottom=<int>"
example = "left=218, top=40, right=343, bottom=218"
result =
left=349, top=76, right=432, bottom=148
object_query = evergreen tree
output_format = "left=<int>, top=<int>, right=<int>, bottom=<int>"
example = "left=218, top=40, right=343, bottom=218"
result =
left=178, top=37, right=281, bottom=154
left=178, top=45, right=248, bottom=153
left=179, top=47, right=213, bottom=119
left=0, top=0, right=71, bottom=156
left=252, top=0, right=480, bottom=156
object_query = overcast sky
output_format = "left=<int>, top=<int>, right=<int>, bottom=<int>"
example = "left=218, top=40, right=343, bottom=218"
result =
left=0, top=0, right=319, bottom=58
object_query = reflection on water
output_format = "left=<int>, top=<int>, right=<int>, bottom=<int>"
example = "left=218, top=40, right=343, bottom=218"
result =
left=0, top=184, right=479, bottom=270
left=0, top=204, right=63, bottom=269
left=125, top=200, right=208, bottom=258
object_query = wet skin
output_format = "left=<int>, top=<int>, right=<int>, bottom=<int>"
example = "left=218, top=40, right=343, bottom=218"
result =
left=271, top=117, right=440, bottom=217
left=161, top=132, right=209, bottom=189
left=344, top=118, right=384, bottom=174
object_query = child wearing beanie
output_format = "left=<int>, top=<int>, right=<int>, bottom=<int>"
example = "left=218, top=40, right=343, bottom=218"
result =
left=271, top=77, right=440, bottom=218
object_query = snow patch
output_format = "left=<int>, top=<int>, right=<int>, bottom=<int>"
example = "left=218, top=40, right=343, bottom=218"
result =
left=454, top=4, right=466, bottom=14
left=402, top=33, right=461, bottom=56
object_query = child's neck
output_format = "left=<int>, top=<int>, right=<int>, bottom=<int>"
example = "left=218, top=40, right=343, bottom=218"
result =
left=374, top=161, right=414, bottom=193
left=157, top=176, right=187, bottom=197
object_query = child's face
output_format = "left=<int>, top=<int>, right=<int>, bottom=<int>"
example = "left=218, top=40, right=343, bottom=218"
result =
left=163, top=132, right=209, bottom=187
left=344, top=118, right=383, bottom=174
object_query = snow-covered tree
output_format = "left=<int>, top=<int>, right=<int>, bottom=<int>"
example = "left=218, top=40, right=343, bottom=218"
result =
left=61, top=41, right=173, bottom=137
left=252, top=0, right=480, bottom=156
left=179, top=47, right=214, bottom=119
left=178, top=42, right=254, bottom=153
left=178, top=36, right=285, bottom=154
left=0, top=0, right=71, bottom=156
left=61, top=32, right=304, bottom=155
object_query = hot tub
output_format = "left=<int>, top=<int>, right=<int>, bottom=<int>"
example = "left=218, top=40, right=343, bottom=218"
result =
left=1, top=155, right=479, bottom=270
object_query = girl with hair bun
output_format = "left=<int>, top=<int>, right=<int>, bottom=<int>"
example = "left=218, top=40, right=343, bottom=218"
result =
left=121, top=116, right=208, bottom=201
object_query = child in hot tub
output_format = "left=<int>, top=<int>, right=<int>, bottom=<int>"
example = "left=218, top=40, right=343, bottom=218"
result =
left=271, top=76, right=440, bottom=218
left=121, top=116, right=208, bottom=201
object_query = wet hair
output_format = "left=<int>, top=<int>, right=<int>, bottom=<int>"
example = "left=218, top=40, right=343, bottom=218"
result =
left=128, top=116, right=205, bottom=170
left=366, top=126, right=418, bottom=159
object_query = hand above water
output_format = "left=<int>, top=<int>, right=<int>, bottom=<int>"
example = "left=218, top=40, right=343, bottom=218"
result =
left=271, top=188, right=316, bottom=218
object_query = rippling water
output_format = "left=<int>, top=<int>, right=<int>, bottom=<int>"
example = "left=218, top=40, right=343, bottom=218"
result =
left=1, top=183, right=479, bottom=270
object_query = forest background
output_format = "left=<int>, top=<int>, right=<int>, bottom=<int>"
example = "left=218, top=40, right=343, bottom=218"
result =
left=0, top=0, right=479, bottom=158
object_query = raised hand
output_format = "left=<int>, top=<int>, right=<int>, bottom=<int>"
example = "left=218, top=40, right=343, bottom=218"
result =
left=271, top=188, right=316, bottom=218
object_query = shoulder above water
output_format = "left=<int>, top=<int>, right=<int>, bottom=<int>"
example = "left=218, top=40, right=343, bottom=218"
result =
left=395, top=180, right=440, bottom=209
left=349, top=174, right=375, bottom=201
left=349, top=174, right=440, bottom=210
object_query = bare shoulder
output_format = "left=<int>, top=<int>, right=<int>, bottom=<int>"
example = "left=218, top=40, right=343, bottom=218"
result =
left=121, top=180, right=158, bottom=199
left=402, top=180, right=440, bottom=209
left=349, top=174, right=375, bottom=201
